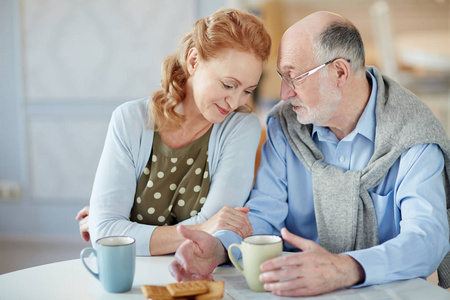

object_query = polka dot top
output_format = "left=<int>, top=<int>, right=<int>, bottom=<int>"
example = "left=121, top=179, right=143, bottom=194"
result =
left=130, top=127, right=212, bottom=226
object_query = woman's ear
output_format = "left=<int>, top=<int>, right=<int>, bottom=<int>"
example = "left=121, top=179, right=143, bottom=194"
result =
left=187, top=48, right=199, bottom=75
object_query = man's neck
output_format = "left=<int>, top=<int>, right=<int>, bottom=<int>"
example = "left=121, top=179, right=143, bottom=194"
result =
left=328, top=75, right=371, bottom=140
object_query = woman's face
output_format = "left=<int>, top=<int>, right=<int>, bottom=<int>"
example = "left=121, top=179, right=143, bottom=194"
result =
left=186, top=48, right=264, bottom=123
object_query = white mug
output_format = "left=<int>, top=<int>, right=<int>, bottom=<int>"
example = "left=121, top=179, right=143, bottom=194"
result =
left=228, top=235, right=282, bottom=292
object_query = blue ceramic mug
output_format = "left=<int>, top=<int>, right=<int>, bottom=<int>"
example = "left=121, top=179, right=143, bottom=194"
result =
left=81, top=236, right=136, bottom=293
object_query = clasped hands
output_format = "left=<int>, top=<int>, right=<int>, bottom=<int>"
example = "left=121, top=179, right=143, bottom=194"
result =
left=169, top=226, right=365, bottom=297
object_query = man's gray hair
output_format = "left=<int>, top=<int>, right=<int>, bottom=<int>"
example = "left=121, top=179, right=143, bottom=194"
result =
left=314, top=21, right=365, bottom=76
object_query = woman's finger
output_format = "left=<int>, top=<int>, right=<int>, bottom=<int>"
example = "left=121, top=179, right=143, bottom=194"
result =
left=75, top=206, right=90, bottom=220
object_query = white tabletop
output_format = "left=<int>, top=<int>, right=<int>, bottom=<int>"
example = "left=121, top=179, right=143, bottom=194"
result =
left=0, top=255, right=449, bottom=300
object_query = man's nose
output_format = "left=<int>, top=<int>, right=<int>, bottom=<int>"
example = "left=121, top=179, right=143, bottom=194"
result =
left=280, top=80, right=296, bottom=101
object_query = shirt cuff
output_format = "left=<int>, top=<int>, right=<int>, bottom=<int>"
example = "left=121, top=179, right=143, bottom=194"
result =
left=213, top=230, right=243, bottom=260
left=345, top=248, right=386, bottom=287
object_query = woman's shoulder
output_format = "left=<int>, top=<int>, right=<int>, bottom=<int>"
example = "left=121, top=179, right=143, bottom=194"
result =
left=113, top=97, right=149, bottom=119
left=109, top=98, right=152, bottom=139
left=218, top=111, right=261, bottom=132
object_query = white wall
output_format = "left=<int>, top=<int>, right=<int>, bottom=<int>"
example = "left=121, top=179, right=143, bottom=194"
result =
left=0, top=0, right=225, bottom=237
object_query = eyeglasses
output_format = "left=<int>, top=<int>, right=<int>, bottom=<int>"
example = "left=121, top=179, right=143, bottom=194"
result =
left=277, top=58, right=350, bottom=90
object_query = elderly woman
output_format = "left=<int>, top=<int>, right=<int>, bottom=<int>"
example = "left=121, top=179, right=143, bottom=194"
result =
left=77, top=8, right=271, bottom=256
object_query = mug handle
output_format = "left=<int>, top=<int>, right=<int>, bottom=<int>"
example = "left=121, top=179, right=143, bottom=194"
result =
left=228, top=243, right=244, bottom=274
left=80, top=247, right=99, bottom=280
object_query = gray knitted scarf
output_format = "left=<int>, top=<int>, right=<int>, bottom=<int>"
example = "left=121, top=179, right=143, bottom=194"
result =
left=269, top=66, right=450, bottom=288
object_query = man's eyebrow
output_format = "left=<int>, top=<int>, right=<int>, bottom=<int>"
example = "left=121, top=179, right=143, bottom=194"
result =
left=279, top=64, right=296, bottom=73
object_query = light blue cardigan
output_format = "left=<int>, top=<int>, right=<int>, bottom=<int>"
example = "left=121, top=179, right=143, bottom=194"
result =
left=89, top=98, right=261, bottom=255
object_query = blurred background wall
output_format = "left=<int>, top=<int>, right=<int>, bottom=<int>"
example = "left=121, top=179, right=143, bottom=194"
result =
left=0, top=0, right=449, bottom=273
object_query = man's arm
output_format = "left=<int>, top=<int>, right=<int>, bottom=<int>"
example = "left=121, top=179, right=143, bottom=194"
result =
left=347, top=144, right=449, bottom=286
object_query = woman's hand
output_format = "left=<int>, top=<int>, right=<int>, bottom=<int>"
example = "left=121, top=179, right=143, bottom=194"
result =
left=193, top=206, right=253, bottom=238
left=75, top=206, right=90, bottom=242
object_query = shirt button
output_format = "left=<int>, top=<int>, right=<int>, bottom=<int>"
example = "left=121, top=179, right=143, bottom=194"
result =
left=339, top=156, right=345, bottom=162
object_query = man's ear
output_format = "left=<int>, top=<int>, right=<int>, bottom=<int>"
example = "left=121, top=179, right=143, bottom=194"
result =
left=187, top=48, right=199, bottom=75
left=333, top=58, right=350, bottom=87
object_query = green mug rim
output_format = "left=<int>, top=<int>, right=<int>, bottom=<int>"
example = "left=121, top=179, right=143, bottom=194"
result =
left=243, top=234, right=282, bottom=245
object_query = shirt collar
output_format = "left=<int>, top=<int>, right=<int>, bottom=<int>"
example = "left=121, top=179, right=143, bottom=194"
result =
left=312, top=70, right=378, bottom=143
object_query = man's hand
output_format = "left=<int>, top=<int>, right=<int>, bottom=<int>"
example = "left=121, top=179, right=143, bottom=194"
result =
left=75, top=206, right=90, bottom=242
left=169, top=225, right=228, bottom=282
left=259, top=228, right=365, bottom=297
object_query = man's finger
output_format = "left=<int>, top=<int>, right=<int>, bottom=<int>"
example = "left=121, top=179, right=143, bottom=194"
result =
left=168, top=260, right=184, bottom=282
left=177, top=225, right=207, bottom=243
left=281, top=227, right=315, bottom=252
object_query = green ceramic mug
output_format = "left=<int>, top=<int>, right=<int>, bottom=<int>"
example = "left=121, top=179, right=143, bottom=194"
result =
left=228, top=235, right=282, bottom=292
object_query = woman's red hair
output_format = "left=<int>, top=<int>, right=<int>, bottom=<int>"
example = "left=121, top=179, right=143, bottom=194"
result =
left=150, top=8, right=271, bottom=131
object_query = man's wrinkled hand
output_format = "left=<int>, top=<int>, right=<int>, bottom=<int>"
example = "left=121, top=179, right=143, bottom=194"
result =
left=259, top=228, right=365, bottom=297
left=169, top=225, right=228, bottom=282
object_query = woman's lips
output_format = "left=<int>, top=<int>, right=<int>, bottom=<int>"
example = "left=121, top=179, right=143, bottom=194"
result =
left=216, top=104, right=229, bottom=115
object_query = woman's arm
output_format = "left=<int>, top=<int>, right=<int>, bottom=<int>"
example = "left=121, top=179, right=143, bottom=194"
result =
left=89, top=101, right=157, bottom=255
left=149, top=206, right=252, bottom=255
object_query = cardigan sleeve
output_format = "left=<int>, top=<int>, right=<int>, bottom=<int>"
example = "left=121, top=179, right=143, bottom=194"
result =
left=89, top=102, right=156, bottom=256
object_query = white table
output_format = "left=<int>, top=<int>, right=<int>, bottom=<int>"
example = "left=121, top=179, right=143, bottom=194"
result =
left=0, top=256, right=449, bottom=300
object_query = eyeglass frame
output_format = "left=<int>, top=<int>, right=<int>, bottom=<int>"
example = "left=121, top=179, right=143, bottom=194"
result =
left=277, top=57, right=351, bottom=90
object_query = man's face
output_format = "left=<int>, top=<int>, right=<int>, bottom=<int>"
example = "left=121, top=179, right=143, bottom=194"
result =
left=277, top=40, right=342, bottom=126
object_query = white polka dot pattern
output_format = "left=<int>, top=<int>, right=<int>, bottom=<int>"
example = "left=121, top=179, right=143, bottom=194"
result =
left=131, top=130, right=211, bottom=225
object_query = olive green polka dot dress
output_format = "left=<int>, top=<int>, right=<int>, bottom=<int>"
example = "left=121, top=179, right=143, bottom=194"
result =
left=130, top=127, right=212, bottom=225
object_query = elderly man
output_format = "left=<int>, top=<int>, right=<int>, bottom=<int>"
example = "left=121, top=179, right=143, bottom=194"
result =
left=169, top=11, right=450, bottom=296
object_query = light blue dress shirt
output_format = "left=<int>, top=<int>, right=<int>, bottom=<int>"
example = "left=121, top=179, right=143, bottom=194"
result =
left=214, top=72, right=449, bottom=287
